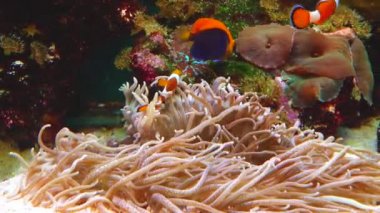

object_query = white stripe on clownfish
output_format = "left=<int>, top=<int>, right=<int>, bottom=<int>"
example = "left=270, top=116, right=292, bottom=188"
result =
left=138, top=69, right=183, bottom=113
left=158, top=69, right=183, bottom=99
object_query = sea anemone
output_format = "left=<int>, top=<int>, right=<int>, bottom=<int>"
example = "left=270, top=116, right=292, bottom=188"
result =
left=236, top=24, right=374, bottom=107
left=2, top=76, right=380, bottom=212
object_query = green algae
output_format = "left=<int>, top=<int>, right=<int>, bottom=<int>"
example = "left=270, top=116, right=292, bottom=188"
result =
left=259, top=0, right=372, bottom=39
left=337, top=117, right=379, bottom=152
left=114, top=47, right=132, bottom=71
left=214, top=60, right=281, bottom=102
left=213, top=0, right=261, bottom=37
left=318, top=5, right=372, bottom=39
left=259, top=0, right=290, bottom=25
left=0, top=139, right=32, bottom=181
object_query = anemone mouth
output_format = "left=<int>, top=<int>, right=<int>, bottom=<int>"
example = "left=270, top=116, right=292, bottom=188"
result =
left=236, top=24, right=294, bottom=69
left=285, top=29, right=356, bottom=80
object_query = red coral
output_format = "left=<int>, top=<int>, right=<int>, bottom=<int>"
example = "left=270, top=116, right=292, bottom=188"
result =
left=0, top=109, right=26, bottom=129
left=130, top=48, right=166, bottom=84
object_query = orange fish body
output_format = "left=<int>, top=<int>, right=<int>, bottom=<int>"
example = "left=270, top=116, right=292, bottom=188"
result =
left=315, top=0, right=338, bottom=24
left=290, top=0, right=339, bottom=29
left=137, top=104, right=161, bottom=113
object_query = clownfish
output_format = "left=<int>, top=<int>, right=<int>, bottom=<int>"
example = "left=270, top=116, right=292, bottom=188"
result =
left=137, top=95, right=166, bottom=113
left=181, top=18, right=234, bottom=61
left=158, top=69, right=182, bottom=98
left=290, top=0, right=339, bottom=29
left=137, top=104, right=159, bottom=113
left=137, top=69, right=182, bottom=112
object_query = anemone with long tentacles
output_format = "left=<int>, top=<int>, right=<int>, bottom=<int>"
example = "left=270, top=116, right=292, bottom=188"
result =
left=2, top=76, right=380, bottom=212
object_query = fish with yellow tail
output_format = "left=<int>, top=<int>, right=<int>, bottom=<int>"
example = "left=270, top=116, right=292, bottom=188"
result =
left=180, top=18, right=234, bottom=61
left=290, top=0, right=339, bottom=29
left=137, top=69, right=183, bottom=113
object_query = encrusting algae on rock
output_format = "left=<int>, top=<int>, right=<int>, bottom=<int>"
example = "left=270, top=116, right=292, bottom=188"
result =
left=2, top=75, right=380, bottom=212
left=317, top=5, right=372, bottom=39
left=132, top=11, right=168, bottom=36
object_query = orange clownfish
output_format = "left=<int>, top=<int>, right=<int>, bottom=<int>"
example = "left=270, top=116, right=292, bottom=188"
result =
left=137, top=95, right=165, bottom=113
left=158, top=69, right=182, bottom=98
left=137, top=104, right=161, bottom=113
left=182, top=18, right=235, bottom=61
left=137, top=69, right=182, bottom=113
left=290, top=0, right=339, bottom=29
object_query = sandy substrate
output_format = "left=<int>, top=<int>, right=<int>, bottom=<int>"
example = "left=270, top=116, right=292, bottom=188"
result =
left=0, top=175, right=53, bottom=213
left=337, top=116, right=379, bottom=151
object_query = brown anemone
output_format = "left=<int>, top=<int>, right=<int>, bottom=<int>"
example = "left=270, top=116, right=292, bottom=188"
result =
left=350, top=37, right=374, bottom=105
left=282, top=73, right=344, bottom=108
left=236, top=24, right=374, bottom=108
left=285, top=30, right=356, bottom=80
left=236, top=24, right=294, bottom=69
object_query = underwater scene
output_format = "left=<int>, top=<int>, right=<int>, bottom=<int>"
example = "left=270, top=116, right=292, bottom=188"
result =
left=0, top=0, right=380, bottom=212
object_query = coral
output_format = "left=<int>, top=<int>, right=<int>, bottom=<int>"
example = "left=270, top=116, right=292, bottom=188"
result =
left=282, top=73, right=344, bottom=108
left=241, top=75, right=281, bottom=105
left=0, top=32, right=67, bottom=148
left=132, top=11, right=168, bottom=36
left=350, top=37, right=374, bottom=105
left=351, top=84, right=362, bottom=102
left=286, top=30, right=355, bottom=80
left=214, top=60, right=282, bottom=106
left=259, top=0, right=289, bottom=24
left=130, top=48, right=166, bottom=84
left=114, top=47, right=132, bottom=70
left=235, top=24, right=374, bottom=108
left=155, top=0, right=202, bottom=21
left=22, top=24, right=41, bottom=37
left=236, top=24, right=294, bottom=70
left=317, top=5, right=372, bottom=39
left=297, top=77, right=374, bottom=136
left=0, top=34, right=25, bottom=55
left=4, top=77, right=380, bottom=212
left=0, top=109, right=27, bottom=129
left=299, top=103, right=343, bottom=136
left=144, top=31, right=170, bottom=53
left=0, top=0, right=149, bottom=147
left=214, top=0, right=261, bottom=37
left=115, top=32, right=171, bottom=84
left=116, top=0, right=138, bottom=24
left=30, top=41, right=53, bottom=66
